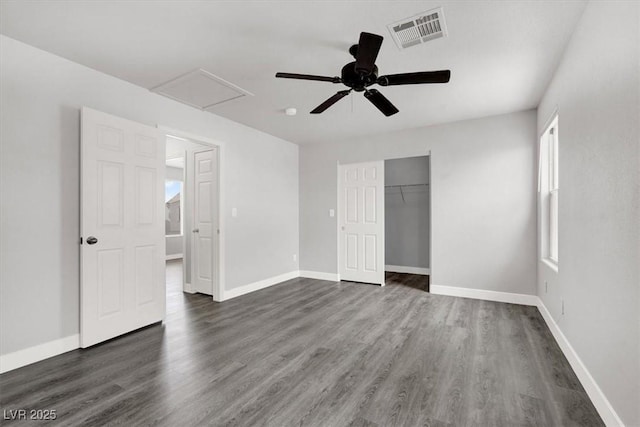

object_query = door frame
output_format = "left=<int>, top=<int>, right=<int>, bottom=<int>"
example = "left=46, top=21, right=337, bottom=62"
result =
left=159, top=125, right=224, bottom=302
left=336, top=152, right=432, bottom=286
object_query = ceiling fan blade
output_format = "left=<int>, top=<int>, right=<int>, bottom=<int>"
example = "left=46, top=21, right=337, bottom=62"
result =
left=276, top=72, right=341, bottom=83
left=310, top=90, right=351, bottom=114
left=355, top=32, right=383, bottom=75
left=377, top=70, right=451, bottom=86
left=364, top=89, right=399, bottom=116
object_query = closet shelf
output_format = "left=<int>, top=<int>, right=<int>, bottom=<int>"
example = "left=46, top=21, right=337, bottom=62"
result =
left=384, top=183, right=429, bottom=188
left=385, top=183, right=429, bottom=203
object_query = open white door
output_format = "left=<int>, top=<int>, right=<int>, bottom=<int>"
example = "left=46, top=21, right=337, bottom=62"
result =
left=192, top=148, right=218, bottom=295
left=81, top=107, right=166, bottom=348
left=338, top=161, right=385, bottom=285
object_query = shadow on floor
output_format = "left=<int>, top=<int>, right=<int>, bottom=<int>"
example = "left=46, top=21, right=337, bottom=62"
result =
left=385, top=271, right=430, bottom=292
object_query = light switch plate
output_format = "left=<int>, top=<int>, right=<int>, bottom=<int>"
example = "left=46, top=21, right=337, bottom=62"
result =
left=329, top=209, right=335, bottom=217
left=232, top=207, right=237, bottom=217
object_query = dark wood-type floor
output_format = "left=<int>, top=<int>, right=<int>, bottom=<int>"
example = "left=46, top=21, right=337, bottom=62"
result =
left=0, top=260, right=603, bottom=426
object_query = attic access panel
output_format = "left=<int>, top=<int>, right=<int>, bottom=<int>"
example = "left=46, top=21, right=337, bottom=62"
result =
left=151, top=69, right=253, bottom=110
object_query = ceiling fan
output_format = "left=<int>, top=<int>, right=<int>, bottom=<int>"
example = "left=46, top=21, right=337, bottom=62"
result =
left=275, top=32, right=451, bottom=117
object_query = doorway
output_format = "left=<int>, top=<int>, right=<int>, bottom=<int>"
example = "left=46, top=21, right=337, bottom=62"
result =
left=384, top=156, right=431, bottom=291
left=165, top=134, right=220, bottom=301
left=336, top=156, right=431, bottom=290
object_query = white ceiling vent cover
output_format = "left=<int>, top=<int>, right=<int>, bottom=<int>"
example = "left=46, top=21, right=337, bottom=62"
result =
left=151, top=69, right=253, bottom=110
left=387, top=7, right=448, bottom=50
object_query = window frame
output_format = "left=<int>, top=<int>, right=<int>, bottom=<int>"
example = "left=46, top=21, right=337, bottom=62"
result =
left=539, top=114, right=559, bottom=269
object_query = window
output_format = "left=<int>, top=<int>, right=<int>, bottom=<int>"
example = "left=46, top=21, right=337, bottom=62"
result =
left=165, top=180, right=183, bottom=236
left=539, top=115, right=559, bottom=267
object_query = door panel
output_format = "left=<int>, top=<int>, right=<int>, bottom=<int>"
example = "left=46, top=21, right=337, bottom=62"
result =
left=81, top=107, right=165, bottom=348
left=339, top=161, right=385, bottom=285
left=135, top=167, right=156, bottom=225
left=97, top=249, right=124, bottom=317
left=364, top=187, right=377, bottom=223
left=364, top=234, right=377, bottom=272
left=98, top=162, right=124, bottom=227
left=346, top=234, right=358, bottom=270
left=135, top=245, right=156, bottom=306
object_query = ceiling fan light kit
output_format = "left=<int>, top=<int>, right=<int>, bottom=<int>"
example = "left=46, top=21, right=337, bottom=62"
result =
left=275, top=31, right=450, bottom=117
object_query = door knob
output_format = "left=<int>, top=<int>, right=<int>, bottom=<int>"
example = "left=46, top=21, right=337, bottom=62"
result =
left=86, top=236, right=98, bottom=245
left=192, top=228, right=199, bottom=233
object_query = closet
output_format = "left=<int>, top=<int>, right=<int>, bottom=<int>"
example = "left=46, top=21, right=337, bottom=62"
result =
left=384, top=156, right=431, bottom=277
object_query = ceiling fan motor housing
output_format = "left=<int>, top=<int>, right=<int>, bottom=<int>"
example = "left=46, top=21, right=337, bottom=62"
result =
left=341, top=61, right=378, bottom=92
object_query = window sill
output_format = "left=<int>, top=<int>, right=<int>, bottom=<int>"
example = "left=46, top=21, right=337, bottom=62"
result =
left=541, top=258, right=558, bottom=273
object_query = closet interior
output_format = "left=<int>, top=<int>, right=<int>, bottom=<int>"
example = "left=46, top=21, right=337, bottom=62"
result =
left=384, top=156, right=431, bottom=284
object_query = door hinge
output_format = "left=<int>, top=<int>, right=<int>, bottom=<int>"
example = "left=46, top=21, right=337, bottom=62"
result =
left=80, top=237, right=83, bottom=245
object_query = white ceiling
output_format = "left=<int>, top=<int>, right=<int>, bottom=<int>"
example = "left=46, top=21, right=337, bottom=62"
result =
left=0, top=0, right=586, bottom=145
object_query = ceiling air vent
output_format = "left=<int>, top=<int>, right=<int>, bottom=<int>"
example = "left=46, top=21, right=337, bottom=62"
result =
left=387, top=7, right=448, bottom=50
left=151, top=69, right=253, bottom=110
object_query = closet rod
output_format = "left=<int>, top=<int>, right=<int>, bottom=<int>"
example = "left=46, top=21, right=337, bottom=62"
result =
left=386, top=183, right=429, bottom=204
left=384, top=183, right=429, bottom=188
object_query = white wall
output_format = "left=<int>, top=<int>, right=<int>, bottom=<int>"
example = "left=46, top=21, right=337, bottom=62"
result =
left=300, top=110, right=537, bottom=295
left=0, top=35, right=299, bottom=356
left=536, top=2, right=639, bottom=425
left=166, top=236, right=183, bottom=258
left=385, top=156, right=430, bottom=269
left=165, top=165, right=183, bottom=181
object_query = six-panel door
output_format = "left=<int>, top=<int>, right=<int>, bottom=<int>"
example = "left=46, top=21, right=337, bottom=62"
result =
left=81, top=107, right=166, bottom=348
left=339, top=161, right=385, bottom=285
left=193, top=148, right=217, bottom=295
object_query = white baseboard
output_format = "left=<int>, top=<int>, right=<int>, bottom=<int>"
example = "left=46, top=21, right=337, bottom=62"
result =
left=430, top=284, right=538, bottom=306
left=0, top=334, right=80, bottom=374
left=536, top=299, right=624, bottom=427
left=385, top=265, right=430, bottom=275
left=183, top=282, right=196, bottom=294
left=222, top=271, right=300, bottom=301
left=166, top=254, right=183, bottom=261
left=299, top=270, right=340, bottom=281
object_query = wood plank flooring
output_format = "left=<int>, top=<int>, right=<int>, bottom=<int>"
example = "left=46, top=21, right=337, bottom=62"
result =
left=0, top=261, right=603, bottom=426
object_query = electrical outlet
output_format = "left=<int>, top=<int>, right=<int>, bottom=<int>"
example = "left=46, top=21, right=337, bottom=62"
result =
left=293, top=254, right=297, bottom=262
left=545, top=281, right=548, bottom=293
left=562, top=299, right=565, bottom=315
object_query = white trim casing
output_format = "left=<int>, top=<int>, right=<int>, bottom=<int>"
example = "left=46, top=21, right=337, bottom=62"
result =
left=183, top=282, right=196, bottom=294
left=385, top=265, right=430, bottom=275
left=166, top=254, right=183, bottom=261
left=536, top=300, right=624, bottom=427
left=221, top=271, right=300, bottom=301
left=0, top=334, right=80, bottom=374
left=299, top=271, right=340, bottom=281
left=430, top=284, right=538, bottom=306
